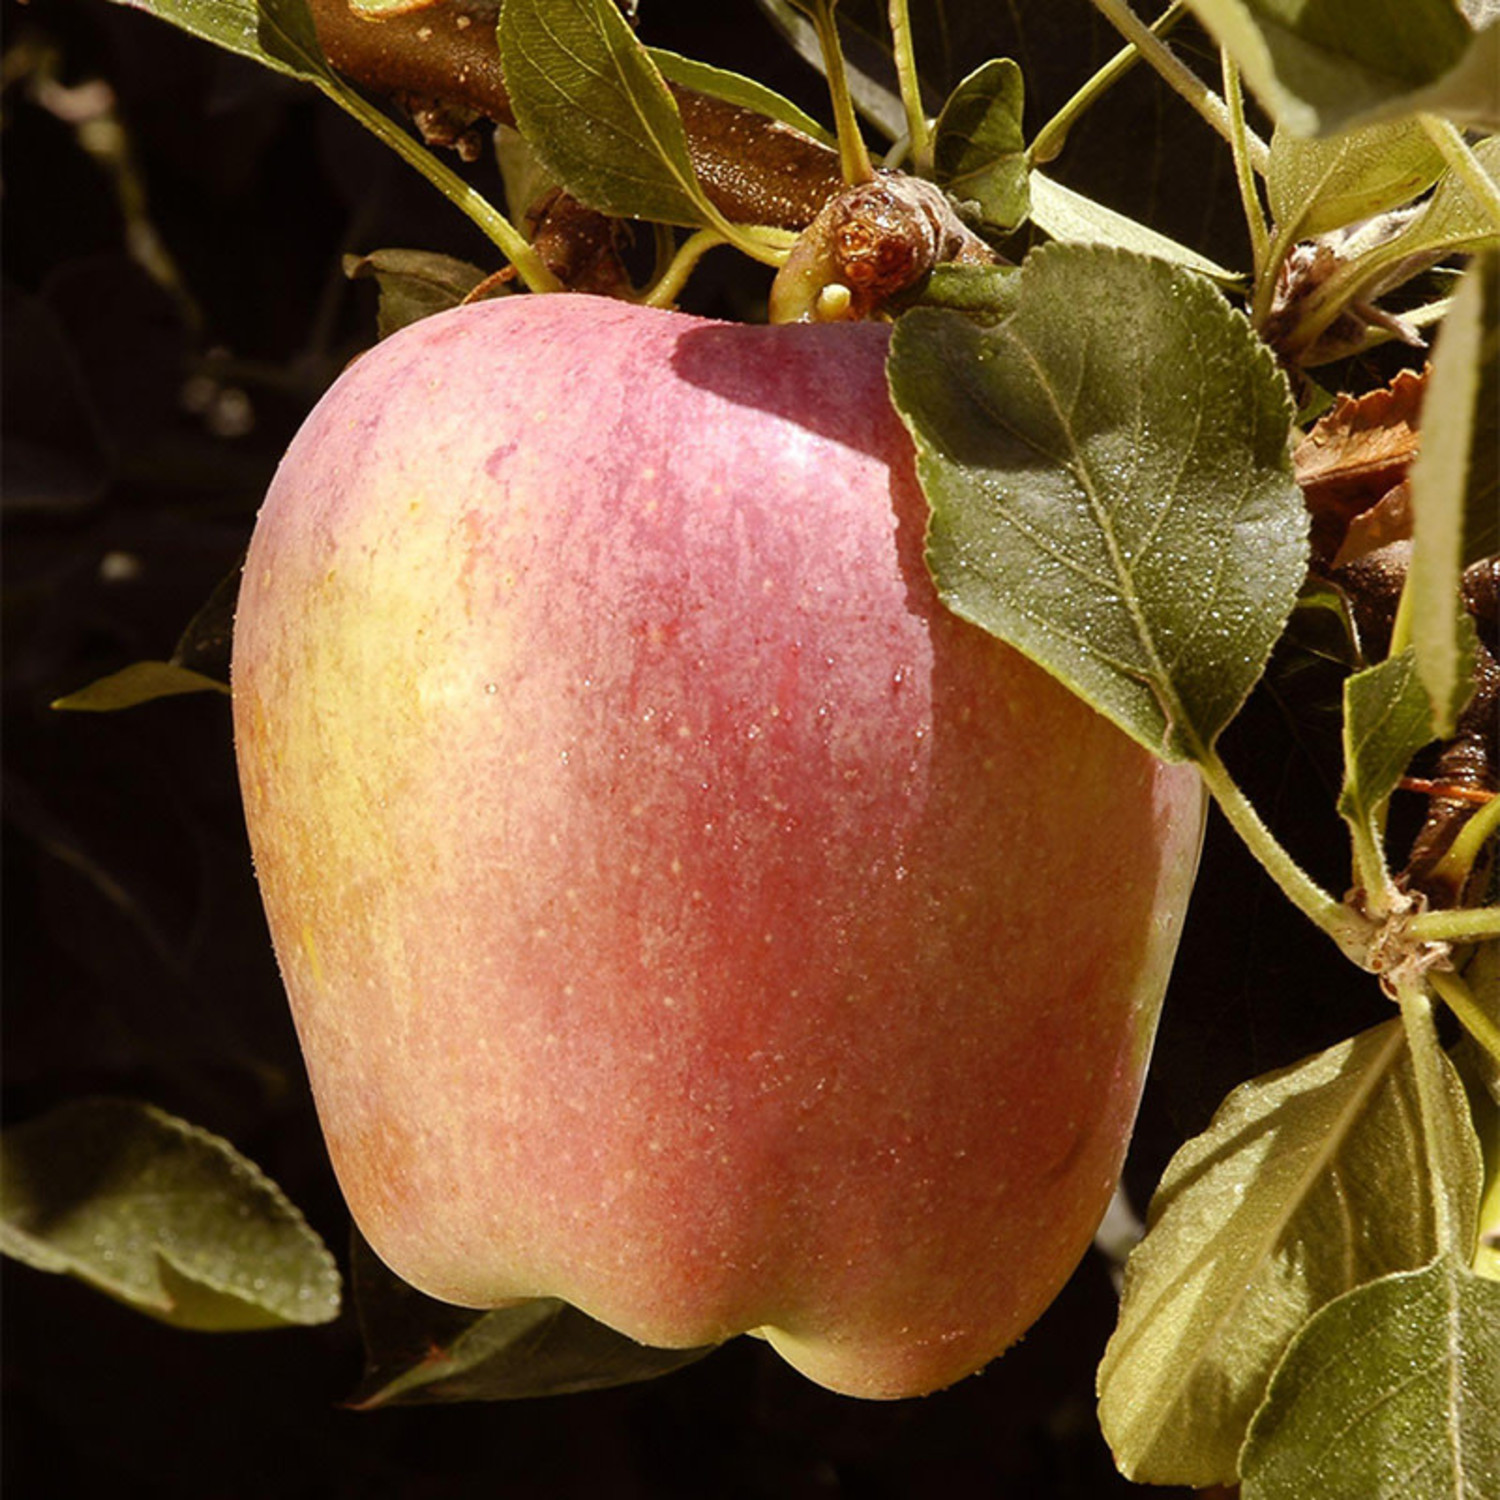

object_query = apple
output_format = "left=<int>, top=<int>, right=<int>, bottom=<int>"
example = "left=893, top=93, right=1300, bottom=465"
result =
left=231, top=292, right=1204, bottom=1399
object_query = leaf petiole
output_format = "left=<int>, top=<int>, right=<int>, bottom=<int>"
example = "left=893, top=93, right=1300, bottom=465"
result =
left=328, top=82, right=563, bottom=294
left=304, top=96, right=529, bottom=287
left=1431, top=793, right=1500, bottom=894
left=1088, top=0, right=1267, bottom=175
left=1421, top=115, right=1500, bottom=238
left=887, top=0, right=931, bottom=173
left=1427, top=969, right=1500, bottom=1067
left=1395, top=980, right=1472, bottom=1253
left=641, top=228, right=728, bottom=307
left=1222, top=51, right=1268, bottom=276
left=795, top=0, right=875, bottom=184
left=1406, top=906, right=1500, bottom=946
left=641, top=224, right=798, bottom=305
left=1195, top=745, right=1372, bottom=962
left=1029, top=0, right=1186, bottom=167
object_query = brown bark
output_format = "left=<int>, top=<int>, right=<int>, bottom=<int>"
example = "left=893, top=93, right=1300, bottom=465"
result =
left=305, top=0, right=845, bottom=230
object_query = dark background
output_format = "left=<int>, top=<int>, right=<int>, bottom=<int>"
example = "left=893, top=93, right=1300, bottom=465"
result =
left=3, top=2, right=1395, bottom=1494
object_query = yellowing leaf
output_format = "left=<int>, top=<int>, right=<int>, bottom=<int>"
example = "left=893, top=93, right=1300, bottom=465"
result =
left=52, top=660, right=230, bottom=711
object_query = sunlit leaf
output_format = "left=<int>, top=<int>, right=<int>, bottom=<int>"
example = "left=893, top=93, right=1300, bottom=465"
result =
left=108, top=0, right=315, bottom=81
left=1183, top=0, right=1482, bottom=136
left=889, top=243, right=1303, bottom=762
left=1406, top=251, right=1497, bottom=736
left=1240, top=1257, right=1500, bottom=1499
left=105, top=0, right=528, bottom=265
left=893, top=262, right=1021, bottom=321
left=497, top=0, right=718, bottom=228
left=1098, top=1021, right=1481, bottom=1486
left=649, top=48, right=836, bottom=147
left=1029, top=173, right=1241, bottom=283
left=1267, top=118, right=1446, bottom=240
left=0, top=1099, right=340, bottom=1330
left=1369, top=133, right=1500, bottom=270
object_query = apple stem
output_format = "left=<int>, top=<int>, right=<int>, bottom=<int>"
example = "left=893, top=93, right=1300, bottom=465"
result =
left=1195, top=746, right=1372, bottom=963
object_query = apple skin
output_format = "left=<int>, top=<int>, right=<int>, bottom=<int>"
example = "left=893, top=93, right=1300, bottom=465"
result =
left=232, top=293, right=1204, bottom=1400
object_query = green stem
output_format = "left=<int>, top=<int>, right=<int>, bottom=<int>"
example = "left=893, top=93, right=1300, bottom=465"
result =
left=1347, top=814, right=1399, bottom=922
left=888, top=0, right=931, bottom=172
left=1089, top=0, right=1268, bottom=174
left=1029, top=0, right=1185, bottom=167
left=1396, top=980, right=1466, bottom=1253
left=1421, top=114, right=1500, bottom=238
left=1429, top=969, right=1500, bottom=1066
left=1258, top=224, right=1432, bottom=357
left=1432, top=794, right=1500, bottom=893
left=1406, top=905, right=1500, bottom=946
left=808, top=1, right=875, bottom=184
left=1249, top=216, right=1301, bottom=329
left=1196, top=746, right=1372, bottom=961
left=1222, top=51, right=1269, bottom=276
left=641, top=228, right=727, bottom=307
left=324, top=84, right=564, bottom=295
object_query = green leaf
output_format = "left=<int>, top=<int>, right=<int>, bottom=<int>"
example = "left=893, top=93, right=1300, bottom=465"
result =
left=752, top=0, right=908, bottom=141
left=648, top=47, right=836, bottom=148
left=1401, top=17, right=1500, bottom=131
left=889, top=243, right=1305, bottom=762
left=1382, top=135, right=1500, bottom=265
left=1098, top=1021, right=1481, bottom=1487
left=892, top=262, right=1022, bottom=321
left=1406, top=251, right=1499, bottom=735
left=1183, top=0, right=1480, bottom=136
left=1267, top=117, right=1447, bottom=240
left=1240, top=1257, right=1500, bottom=1499
left=344, top=248, right=496, bottom=340
left=51, top=660, right=230, bottom=711
left=1029, top=173, right=1242, bottom=283
left=932, top=59, right=1029, bottom=232
left=348, top=1231, right=711, bottom=1405
left=1337, top=650, right=1436, bottom=837
left=497, top=0, right=718, bottom=229
left=0, top=1098, right=341, bottom=1330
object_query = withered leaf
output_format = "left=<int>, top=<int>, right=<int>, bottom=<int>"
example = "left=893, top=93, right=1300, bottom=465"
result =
left=1294, top=366, right=1426, bottom=563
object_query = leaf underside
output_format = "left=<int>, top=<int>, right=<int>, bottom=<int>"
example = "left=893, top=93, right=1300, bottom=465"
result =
left=1097, top=1021, right=1480, bottom=1486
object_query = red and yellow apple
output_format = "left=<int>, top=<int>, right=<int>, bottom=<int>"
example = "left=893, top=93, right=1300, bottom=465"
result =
left=231, top=293, right=1204, bottom=1399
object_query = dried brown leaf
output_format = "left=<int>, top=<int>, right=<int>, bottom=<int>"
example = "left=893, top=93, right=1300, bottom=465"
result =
left=1295, top=366, right=1426, bottom=562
